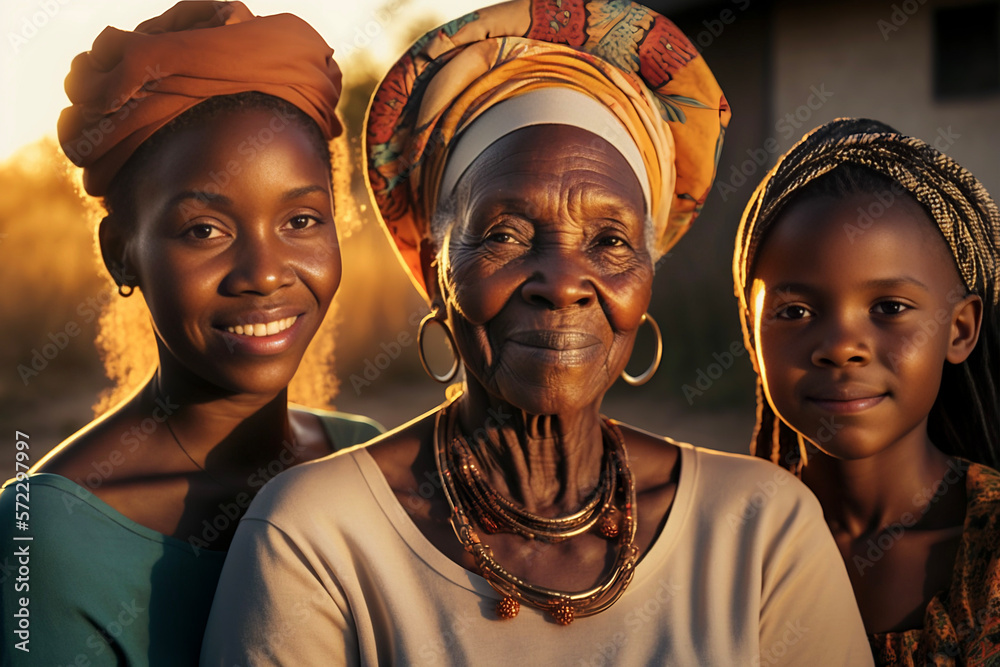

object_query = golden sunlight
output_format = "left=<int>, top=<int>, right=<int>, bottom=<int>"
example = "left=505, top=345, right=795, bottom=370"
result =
left=1, top=0, right=484, bottom=161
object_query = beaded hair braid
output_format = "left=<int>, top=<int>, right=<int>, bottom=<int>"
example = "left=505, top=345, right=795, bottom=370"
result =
left=733, top=118, right=1000, bottom=473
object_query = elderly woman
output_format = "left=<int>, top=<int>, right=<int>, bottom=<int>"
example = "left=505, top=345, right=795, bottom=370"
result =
left=202, top=1, right=873, bottom=664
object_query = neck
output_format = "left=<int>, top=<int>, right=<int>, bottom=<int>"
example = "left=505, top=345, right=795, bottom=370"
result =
left=146, top=361, right=294, bottom=479
left=455, top=381, right=605, bottom=514
left=801, top=428, right=959, bottom=538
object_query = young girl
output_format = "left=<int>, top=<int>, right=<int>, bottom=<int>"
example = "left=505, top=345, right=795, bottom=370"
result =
left=0, top=3, right=380, bottom=665
left=734, top=117, right=999, bottom=665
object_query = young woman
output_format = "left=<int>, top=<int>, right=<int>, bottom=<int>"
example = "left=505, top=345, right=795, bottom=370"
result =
left=734, top=118, right=1000, bottom=665
left=0, top=3, right=380, bottom=664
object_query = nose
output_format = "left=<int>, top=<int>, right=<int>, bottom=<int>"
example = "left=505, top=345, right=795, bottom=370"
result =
left=520, top=249, right=596, bottom=310
left=222, top=231, right=296, bottom=296
left=811, top=315, right=871, bottom=367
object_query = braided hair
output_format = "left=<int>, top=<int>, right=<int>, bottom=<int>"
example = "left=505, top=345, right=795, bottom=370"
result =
left=733, top=118, right=1000, bottom=473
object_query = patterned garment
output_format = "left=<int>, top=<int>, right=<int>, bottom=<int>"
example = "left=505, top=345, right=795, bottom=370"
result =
left=869, top=462, right=1000, bottom=666
left=365, top=0, right=730, bottom=303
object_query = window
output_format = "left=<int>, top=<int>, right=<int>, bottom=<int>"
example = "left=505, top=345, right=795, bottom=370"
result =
left=934, top=2, right=1000, bottom=98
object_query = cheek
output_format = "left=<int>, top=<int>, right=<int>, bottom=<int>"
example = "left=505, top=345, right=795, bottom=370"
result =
left=452, top=282, right=511, bottom=325
left=296, top=237, right=342, bottom=304
left=876, top=327, right=947, bottom=395
left=134, top=245, right=217, bottom=320
left=448, top=311, right=494, bottom=375
left=447, top=252, right=521, bottom=324
left=754, top=327, right=801, bottom=400
left=603, top=272, right=652, bottom=333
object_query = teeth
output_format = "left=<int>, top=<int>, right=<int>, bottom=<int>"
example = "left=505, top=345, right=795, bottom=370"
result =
left=226, top=316, right=297, bottom=337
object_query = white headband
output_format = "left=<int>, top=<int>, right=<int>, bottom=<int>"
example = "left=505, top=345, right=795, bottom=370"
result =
left=439, top=88, right=651, bottom=207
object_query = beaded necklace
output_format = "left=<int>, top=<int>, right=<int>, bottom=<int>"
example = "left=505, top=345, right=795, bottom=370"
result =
left=434, top=401, right=639, bottom=625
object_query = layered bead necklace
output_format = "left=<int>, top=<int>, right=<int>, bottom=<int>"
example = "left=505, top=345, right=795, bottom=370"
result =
left=434, top=401, right=639, bottom=625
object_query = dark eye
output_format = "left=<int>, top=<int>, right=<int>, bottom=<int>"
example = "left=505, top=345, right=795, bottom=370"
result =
left=596, top=235, right=627, bottom=248
left=484, top=230, right=519, bottom=245
left=286, top=215, right=320, bottom=230
left=187, top=223, right=223, bottom=240
left=873, top=300, right=910, bottom=315
left=777, top=304, right=812, bottom=320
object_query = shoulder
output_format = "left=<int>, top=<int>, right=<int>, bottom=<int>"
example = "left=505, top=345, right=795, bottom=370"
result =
left=948, top=462, right=1000, bottom=663
left=613, top=423, right=823, bottom=535
left=963, top=462, right=1000, bottom=542
left=291, top=405, right=385, bottom=450
left=614, top=421, right=798, bottom=492
left=235, top=445, right=411, bottom=572
left=2, top=473, right=98, bottom=521
left=28, top=407, right=137, bottom=480
left=0, top=473, right=194, bottom=554
left=961, top=462, right=1000, bottom=559
left=1, top=475, right=136, bottom=577
left=672, top=440, right=825, bottom=536
left=684, top=442, right=802, bottom=488
left=648, top=431, right=812, bottom=504
left=243, top=411, right=436, bottom=536
left=966, top=461, right=1000, bottom=503
left=246, top=448, right=371, bottom=521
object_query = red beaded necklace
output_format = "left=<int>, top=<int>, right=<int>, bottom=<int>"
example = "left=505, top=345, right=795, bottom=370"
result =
left=434, top=399, right=639, bottom=625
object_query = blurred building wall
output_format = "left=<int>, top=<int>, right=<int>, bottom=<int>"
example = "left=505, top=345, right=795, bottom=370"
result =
left=772, top=0, right=1000, bottom=195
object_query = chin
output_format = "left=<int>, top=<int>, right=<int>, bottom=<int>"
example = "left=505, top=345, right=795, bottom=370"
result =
left=805, top=434, right=888, bottom=463
left=495, top=379, right=607, bottom=417
left=200, top=362, right=300, bottom=399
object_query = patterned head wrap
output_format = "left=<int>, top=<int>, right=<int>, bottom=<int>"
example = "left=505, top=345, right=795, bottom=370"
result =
left=365, top=0, right=730, bottom=303
left=734, top=118, right=1000, bottom=472
left=58, top=1, right=344, bottom=197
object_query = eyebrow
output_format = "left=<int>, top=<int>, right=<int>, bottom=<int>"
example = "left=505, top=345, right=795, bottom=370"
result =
left=861, top=276, right=930, bottom=291
left=163, top=185, right=327, bottom=214
left=281, top=185, right=328, bottom=202
left=165, top=190, right=232, bottom=212
left=768, top=282, right=816, bottom=295
left=769, top=276, right=930, bottom=294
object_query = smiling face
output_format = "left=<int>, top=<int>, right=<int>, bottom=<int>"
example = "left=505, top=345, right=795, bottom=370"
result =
left=750, top=192, right=981, bottom=460
left=439, top=124, right=653, bottom=415
left=110, top=108, right=340, bottom=397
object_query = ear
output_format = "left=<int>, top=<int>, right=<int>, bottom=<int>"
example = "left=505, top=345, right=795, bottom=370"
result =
left=946, top=293, right=983, bottom=364
left=429, top=248, right=455, bottom=315
left=98, top=216, right=136, bottom=289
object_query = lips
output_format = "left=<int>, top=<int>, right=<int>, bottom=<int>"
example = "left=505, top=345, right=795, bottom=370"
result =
left=225, top=316, right=297, bottom=337
left=507, top=330, right=602, bottom=351
left=503, top=329, right=605, bottom=370
left=806, top=385, right=888, bottom=415
left=215, top=308, right=307, bottom=355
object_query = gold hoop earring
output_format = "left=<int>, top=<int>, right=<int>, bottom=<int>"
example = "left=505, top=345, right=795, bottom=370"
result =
left=118, top=283, right=135, bottom=298
left=621, top=313, right=662, bottom=386
left=418, top=311, right=460, bottom=383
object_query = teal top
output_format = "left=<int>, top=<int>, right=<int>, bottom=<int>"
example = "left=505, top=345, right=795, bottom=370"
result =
left=0, top=411, right=382, bottom=666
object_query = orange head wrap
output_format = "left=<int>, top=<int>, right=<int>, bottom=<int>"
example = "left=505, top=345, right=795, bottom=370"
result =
left=58, top=1, right=343, bottom=197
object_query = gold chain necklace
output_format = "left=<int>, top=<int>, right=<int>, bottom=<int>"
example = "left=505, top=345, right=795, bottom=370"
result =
left=159, top=391, right=299, bottom=489
left=447, top=431, right=617, bottom=541
left=434, top=400, right=639, bottom=625
left=163, top=416, right=230, bottom=489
